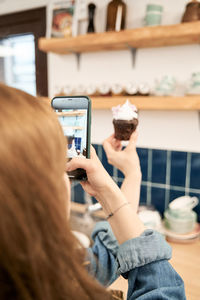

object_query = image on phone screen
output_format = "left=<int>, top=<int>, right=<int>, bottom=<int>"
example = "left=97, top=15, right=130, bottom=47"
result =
left=56, top=108, right=87, bottom=159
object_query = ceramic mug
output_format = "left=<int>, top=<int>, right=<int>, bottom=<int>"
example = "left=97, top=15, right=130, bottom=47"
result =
left=187, top=72, right=200, bottom=95
left=191, top=72, right=200, bottom=87
left=164, top=209, right=197, bottom=234
left=165, top=196, right=198, bottom=233
left=144, top=4, right=163, bottom=26
left=154, top=75, right=176, bottom=96
left=169, top=196, right=199, bottom=213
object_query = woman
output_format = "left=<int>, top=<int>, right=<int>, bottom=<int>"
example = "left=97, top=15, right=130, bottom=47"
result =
left=0, top=83, right=185, bottom=299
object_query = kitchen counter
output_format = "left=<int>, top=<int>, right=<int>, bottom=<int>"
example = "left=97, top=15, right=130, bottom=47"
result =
left=110, top=240, right=200, bottom=300
left=170, top=241, right=200, bottom=300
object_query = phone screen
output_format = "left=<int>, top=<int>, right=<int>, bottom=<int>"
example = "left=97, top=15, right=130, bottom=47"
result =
left=51, top=96, right=91, bottom=180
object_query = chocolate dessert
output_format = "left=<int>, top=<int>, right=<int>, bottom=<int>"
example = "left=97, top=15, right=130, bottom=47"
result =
left=113, top=118, right=138, bottom=140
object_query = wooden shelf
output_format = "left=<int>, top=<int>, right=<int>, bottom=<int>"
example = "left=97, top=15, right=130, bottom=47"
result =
left=56, top=110, right=86, bottom=117
left=90, top=96, right=200, bottom=110
left=39, top=22, right=200, bottom=54
left=41, top=96, right=200, bottom=110
left=62, top=126, right=83, bottom=130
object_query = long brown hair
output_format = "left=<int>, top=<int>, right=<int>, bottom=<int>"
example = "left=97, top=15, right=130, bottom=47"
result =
left=0, top=83, right=111, bottom=300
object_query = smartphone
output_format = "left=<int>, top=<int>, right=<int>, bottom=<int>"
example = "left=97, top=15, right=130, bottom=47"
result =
left=51, top=96, right=91, bottom=181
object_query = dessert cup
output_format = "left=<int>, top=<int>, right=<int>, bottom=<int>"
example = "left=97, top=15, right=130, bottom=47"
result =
left=112, top=100, right=138, bottom=141
left=113, top=118, right=138, bottom=140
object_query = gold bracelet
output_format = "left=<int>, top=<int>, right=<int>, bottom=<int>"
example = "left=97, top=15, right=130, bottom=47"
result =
left=106, top=202, right=130, bottom=220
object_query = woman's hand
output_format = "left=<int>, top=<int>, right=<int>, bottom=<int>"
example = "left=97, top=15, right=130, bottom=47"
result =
left=66, top=146, right=118, bottom=200
left=103, top=132, right=141, bottom=178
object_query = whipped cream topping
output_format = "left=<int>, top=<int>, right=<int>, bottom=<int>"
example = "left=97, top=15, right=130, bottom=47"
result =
left=112, top=100, right=138, bottom=120
left=68, top=140, right=78, bottom=158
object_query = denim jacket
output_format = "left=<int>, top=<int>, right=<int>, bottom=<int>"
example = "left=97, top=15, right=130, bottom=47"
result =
left=86, top=221, right=186, bottom=300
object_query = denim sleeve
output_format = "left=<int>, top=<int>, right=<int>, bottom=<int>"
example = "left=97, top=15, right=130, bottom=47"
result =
left=86, top=221, right=119, bottom=286
left=125, top=261, right=186, bottom=300
left=116, top=230, right=186, bottom=300
left=86, top=221, right=186, bottom=299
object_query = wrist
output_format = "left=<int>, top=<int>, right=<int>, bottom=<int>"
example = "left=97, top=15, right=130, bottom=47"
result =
left=95, top=180, right=128, bottom=217
left=123, top=169, right=142, bottom=180
left=109, top=208, right=145, bottom=244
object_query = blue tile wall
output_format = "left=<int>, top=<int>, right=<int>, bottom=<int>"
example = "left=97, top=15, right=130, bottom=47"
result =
left=151, top=187, right=166, bottom=214
left=169, top=190, right=185, bottom=204
left=190, top=153, right=200, bottom=190
left=137, top=148, right=148, bottom=182
left=74, top=137, right=81, bottom=151
left=102, top=147, right=114, bottom=177
left=152, top=149, right=167, bottom=184
left=117, top=169, right=124, bottom=180
left=170, top=151, right=187, bottom=187
left=71, top=144, right=200, bottom=221
left=71, top=181, right=84, bottom=204
left=140, top=185, right=147, bottom=205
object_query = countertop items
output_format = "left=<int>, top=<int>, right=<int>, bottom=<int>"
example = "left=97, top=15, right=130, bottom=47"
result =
left=72, top=230, right=90, bottom=248
left=138, top=205, right=162, bottom=231
left=164, top=223, right=200, bottom=243
left=163, top=196, right=199, bottom=241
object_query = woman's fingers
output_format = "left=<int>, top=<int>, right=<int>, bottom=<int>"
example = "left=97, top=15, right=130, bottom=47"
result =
left=66, top=157, right=93, bottom=172
left=126, top=131, right=138, bottom=150
left=115, top=142, right=123, bottom=151
left=112, top=138, right=122, bottom=150
left=130, top=131, right=138, bottom=143
left=103, top=134, right=122, bottom=154
left=103, top=134, right=115, bottom=150
left=90, top=145, right=98, bottom=159
left=80, top=181, right=96, bottom=196
left=103, top=139, right=114, bottom=156
left=66, top=145, right=101, bottom=174
left=105, top=133, right=115, bottom=142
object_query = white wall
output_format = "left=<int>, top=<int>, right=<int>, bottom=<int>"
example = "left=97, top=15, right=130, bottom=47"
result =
left=0, top=0, right=200, bottom=152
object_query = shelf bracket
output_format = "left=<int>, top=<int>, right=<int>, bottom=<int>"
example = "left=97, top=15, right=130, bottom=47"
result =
left=74, top=52, right=81, bottom=70
left=127, top=46, right=137, bottom=68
